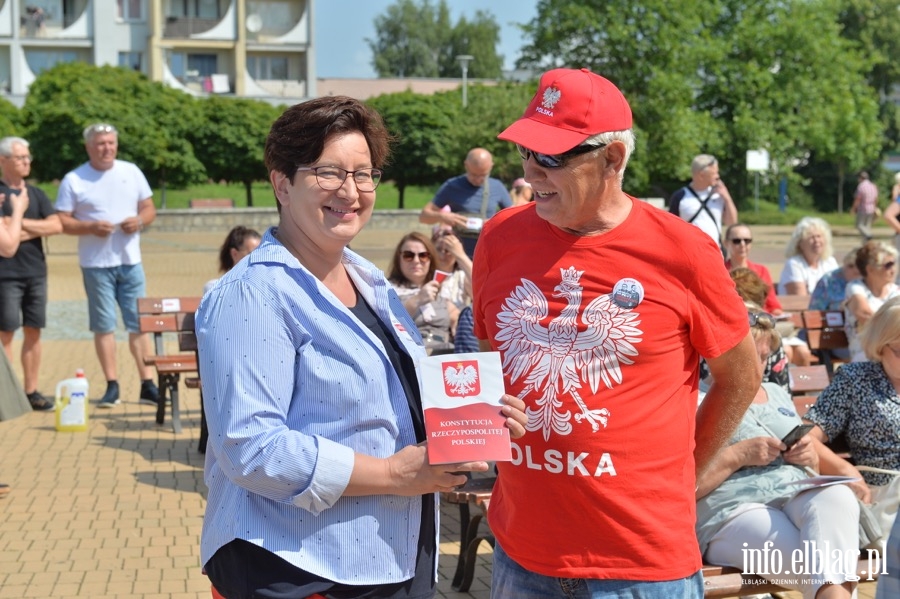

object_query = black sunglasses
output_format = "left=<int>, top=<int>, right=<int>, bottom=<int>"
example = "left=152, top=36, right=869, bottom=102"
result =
left=516, top=143, right=605, bottom=168
left=730, top=238, right=752, bottom=245
left=401, top=251, right=431, bottom=262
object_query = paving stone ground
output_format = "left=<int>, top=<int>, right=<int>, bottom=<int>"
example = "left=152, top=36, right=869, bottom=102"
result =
left=0, top=218, right=883, bottom=598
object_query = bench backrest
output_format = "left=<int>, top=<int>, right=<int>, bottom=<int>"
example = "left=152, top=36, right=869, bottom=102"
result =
left=776, top=294, right=810, bottom=312
left=189, top=198, right=235, bottom=209
left=137, top=297, right=202, bottom=356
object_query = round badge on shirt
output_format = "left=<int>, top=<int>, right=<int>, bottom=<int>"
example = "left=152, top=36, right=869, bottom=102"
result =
left=612, top=278, right=644, bottom=310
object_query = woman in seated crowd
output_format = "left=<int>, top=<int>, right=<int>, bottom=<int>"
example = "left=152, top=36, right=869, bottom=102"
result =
left=388, top=231, right=459, bottom=353
left=810, top=248, right=861, bottom=311
left=203, top=225, right=262, bottom=295
left=725, top=223, right=782, bottom=315
left=779, top=217, right=838, bottom=296
left=729, top=272, right=790, bottom=390
left=731, top=267, right=811, bottom=369
left=844, top=240, right=899, bottom=362
left=509, top=177, right=533, bottom=206
left=430, top=225, right=472, bottom=309
left=697, top=309, right=861, bottom=599
left=805, top=297, right=900, bottom=534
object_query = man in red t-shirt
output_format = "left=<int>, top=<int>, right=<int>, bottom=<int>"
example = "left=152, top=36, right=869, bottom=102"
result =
left=473, top=68, right=761, bottom=598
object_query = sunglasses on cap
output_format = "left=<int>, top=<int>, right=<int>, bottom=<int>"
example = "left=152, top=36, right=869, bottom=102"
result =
left=516, top=143, right=606, bottom=169
left=748, top=312, right=775, bottom=328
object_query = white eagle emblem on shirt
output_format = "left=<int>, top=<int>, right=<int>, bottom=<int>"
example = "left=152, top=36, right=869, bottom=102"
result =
left=542, top=86, right=562, bottom=109
left=495, top=267, right=643, bottom=441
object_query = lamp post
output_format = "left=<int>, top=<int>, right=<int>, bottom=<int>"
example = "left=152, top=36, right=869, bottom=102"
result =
left=456, top=54, right=474, bottom=108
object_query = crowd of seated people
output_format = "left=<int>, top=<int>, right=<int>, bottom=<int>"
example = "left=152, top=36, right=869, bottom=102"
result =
left=804, top=297, right=900, bottom=544
left=697, top=308, right=862, bottom=599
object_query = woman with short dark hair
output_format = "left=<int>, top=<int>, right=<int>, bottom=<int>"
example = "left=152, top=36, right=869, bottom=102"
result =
left=197, top=96, right=527, bottom=598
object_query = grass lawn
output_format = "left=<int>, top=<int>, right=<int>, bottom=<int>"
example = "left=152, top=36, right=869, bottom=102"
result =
left=31, top=179, right=878, bottom=230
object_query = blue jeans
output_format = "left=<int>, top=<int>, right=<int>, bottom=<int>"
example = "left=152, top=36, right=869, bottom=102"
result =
left=491, top=542, right=704, bottom=599
left=82, top=264, right=146, bottom=333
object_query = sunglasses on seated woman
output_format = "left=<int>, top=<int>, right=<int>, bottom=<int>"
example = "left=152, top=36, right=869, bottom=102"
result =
left=401, top=251, right=431, bottom=262
left=516, top=143, right=606, bottom=168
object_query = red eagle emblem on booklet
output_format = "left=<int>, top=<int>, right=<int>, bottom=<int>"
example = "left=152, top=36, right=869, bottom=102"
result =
left=443, top=360, right=480, bottom=397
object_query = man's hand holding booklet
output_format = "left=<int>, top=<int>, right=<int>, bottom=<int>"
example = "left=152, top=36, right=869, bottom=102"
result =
left=419, top=351, right=514, bottom=465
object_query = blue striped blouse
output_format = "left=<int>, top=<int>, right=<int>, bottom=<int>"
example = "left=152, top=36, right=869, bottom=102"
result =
left=197, top=228, right=433, bottom=585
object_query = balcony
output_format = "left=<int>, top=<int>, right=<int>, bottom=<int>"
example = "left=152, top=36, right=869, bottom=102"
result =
left=19, top=0, right=89, bottom=39
left=163, top=16, right=219, bottom=37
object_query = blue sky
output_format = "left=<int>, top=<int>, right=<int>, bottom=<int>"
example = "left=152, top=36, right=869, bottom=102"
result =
left=314, top=0, right=538, bottom=78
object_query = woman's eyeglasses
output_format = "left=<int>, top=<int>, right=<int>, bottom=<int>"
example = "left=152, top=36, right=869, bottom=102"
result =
left=748, top=312, right=775, bottom=328
left=730, top=238, right=752, bottom=245
left=879, top=261, right=896, bottom=270
left=401, top=251, right=431, bottom=262
left=296, top=166, right=383, bottom=192
left=516, top=143, right=605, bottom=169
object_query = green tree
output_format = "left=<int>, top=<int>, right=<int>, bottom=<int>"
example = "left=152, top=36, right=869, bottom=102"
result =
left=0, top=98, right=21, bottom=138
left=441, top=12, right=504, bottom=79
left=20, top=63, right=207, bottom=191
left=367, top=91, right=459, bottom=208
left=369, top=0, right=503, bottom=79
left=432, top=82, right=540, bottom=183
left=516, top=0, right=883, bottom=210
left=189, top=97, right=281, bottom=207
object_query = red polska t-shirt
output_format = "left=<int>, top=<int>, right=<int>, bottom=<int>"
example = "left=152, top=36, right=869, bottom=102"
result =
left=472, top=197, right=748, bottom=580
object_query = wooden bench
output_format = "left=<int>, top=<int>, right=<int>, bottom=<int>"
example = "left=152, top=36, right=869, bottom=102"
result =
left=137, top=296, right=202, bottom=434
left=189, top=198, right=234, bottom=209
left=702, top=559, right=880, bottom=597
left=776, top=294, right=811, bottom=313
left=443, top=475, right=880, bottom=597
left=441, top=476, right=496, bottom=592
left=802, top=310, right=849, bottom=377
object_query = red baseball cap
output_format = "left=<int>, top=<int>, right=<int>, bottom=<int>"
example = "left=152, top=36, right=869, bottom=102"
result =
left=498, top=68, right=632, bottom=155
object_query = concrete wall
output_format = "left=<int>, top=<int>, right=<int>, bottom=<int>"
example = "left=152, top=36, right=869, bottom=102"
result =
left=150, top=208, right=425, bottom=233
left=151, top=199, right=667, bottom=233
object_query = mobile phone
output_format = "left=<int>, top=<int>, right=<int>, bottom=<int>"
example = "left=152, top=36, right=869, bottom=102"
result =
left=781, top=423, right=814, bottom=450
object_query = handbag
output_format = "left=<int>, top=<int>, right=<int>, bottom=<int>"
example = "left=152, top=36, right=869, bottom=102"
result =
left=856, top=465, right=900, bottom=550
left=453, top=180, right=491, bottom=239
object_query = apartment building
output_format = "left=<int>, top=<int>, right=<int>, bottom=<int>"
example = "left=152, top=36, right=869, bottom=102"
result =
left=0, top=0, right=315, bottom=105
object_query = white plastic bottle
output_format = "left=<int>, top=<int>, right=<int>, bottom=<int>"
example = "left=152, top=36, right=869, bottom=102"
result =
left=55, top=369, right=89, bottom=432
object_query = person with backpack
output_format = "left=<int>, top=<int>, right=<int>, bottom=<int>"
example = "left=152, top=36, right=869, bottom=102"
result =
left=668, top=154, right=738, bottom=256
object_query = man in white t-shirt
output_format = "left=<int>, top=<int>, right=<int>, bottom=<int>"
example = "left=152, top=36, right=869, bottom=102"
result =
left=668, top=154, right=738, bottom=254
left=55, top=123, right=159, bottom=408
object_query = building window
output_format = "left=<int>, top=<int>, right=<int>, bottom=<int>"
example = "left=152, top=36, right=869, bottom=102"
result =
left=247, top=56, right=288, bottom=80
left=117, top=0, right=143, bottom=20
left=168, top=52, right=217, bottom=80
left=25, top=50, right=81, bottom=74
left=118, top=52, right=142, bottom=71
left=166, top=0, right=220, bottom=19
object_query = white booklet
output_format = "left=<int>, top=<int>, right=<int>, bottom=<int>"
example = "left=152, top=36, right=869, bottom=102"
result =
left=418, top=351, right=512, bottom=465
